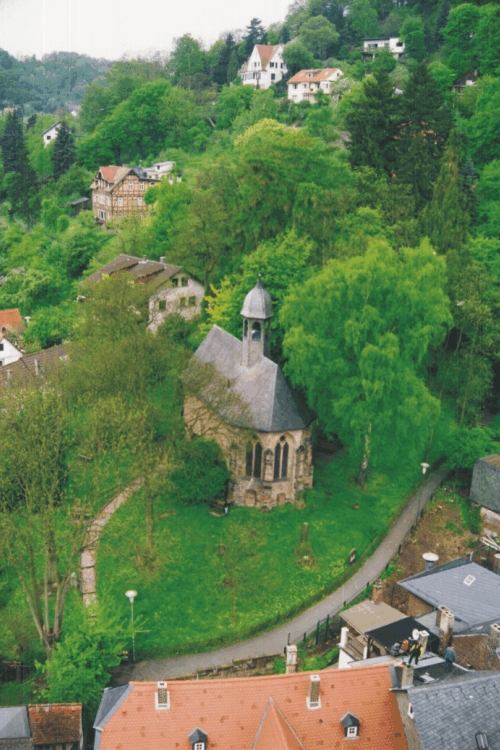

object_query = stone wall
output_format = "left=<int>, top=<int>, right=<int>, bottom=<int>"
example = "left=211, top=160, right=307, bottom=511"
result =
left=452, top=623, right=500, bottom=670
left=171, top=653, right=282, bottom=681
left=471, top=459, right=500, bottom=514
left=183, top=396, right=314, bottom=507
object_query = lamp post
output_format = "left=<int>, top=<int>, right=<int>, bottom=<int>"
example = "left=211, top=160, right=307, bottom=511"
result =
left=415, top=462, right=430, bottom=526
left=125, top=590, right=137, bottom=662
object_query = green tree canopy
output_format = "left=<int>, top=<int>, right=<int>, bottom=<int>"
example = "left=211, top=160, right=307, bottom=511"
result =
left=298, top=15, right=340, bottom=59
left=167, top=35, right=206, bottom=89
left=52, top=121, right=76, bottom=180
left=282, top=40, right=317, bottom=76
left=280, top=239, right=451, bottom=482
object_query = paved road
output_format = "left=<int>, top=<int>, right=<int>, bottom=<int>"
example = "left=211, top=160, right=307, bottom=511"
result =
left=113, top=467, right=448, bottom=683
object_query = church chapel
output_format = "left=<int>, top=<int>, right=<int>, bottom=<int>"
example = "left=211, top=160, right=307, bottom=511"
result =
left=184, top=278, right=314, bottom=507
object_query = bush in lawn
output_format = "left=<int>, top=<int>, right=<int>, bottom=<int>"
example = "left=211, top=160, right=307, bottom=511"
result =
left=170, top=438, right=229, bottom=505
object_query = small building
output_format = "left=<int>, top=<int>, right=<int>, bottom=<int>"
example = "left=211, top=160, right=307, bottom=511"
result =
left=240, top=44, right=287, bottom=89
left=0, top=703, right=83, bottom=750
left=90, top=165, right=157, bottom=224
left=287, top=68, right=343, bottom=103
left=0, top=333, right=23, bottom=367
left=393, top=670, right=500, bottom=750
left=42, top=121, right=61, bottom=147
left=84, top=254, right=204, bottom=326
left=470, top=454, right=500, bottom=533
left=142, top=160, right=176, bottom=181
left=69, top=196, right=89, bottom=216
left=363, top=38, right=405, bottom=59
left=93, top=666, right=408, bottom=750
left=185, top=278, right=314, bottom=507
left=453, top=70, right=478, bottom=94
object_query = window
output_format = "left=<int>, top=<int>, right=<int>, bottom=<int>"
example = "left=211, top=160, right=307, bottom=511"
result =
left=128, top=181, right=134, bottom=191
left=274, top=443, right=281, bottom=480
left=282, top=442, right=289, bottom=478
left=0, top=361, right=3, bottom=366
left=246, top=441, right=263, bottom=478
left=347, top=726, right=358, bottom=738
left=181, top=276, right=188, bottom=286
left=46, top=135, right=51, bottom=141
left=194, top=744, right=205, bottom=750
left=0, top=343, right=3, bottom=351
left=271, top=73, right=276, bottom=81
left=270, top=62, right=274, bottom=68
left=140, top=182, right=144, bottom=190
left=117, top=197, right=123, bottom=207
left=158, top=299, right=166, bottom=311
left=407, top=703, right=414, bottom=720
left=281, top=63, right=284, bottom=68
left=251, top=321, right=261, bottom=341
left=137, top=197, right=143, bottom=206
left=274, top=437, right=289, bottom=479
left=463, top=575, right=476, bottom=587
left=189, top=296, right=196, bottom=307
left=98, top=194, right=105, bottom=204
left=98, top=210, right=106, bottom=220
left=179, top=297, right=186, bottom=308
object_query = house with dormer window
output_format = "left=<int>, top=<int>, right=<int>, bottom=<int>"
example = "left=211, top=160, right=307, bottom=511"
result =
left=240, top=44, right=287, bottom=89
left=287, top=68, right=343, bottom=103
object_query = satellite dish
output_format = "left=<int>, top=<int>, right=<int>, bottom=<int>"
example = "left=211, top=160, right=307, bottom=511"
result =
left=412, top=629, right=420, bottom=640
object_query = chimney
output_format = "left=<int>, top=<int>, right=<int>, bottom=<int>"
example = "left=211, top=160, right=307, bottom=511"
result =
left=418, top=630, right=430, bottom=653
left=307, top=675, right=321, bottom=709
left=142, top=255, right=148, bottom=262
left=34, top=358, right=39, bottom=376
left=396, top=663, right=414, bottom=688
left=422, top=552, right=439, bottom=571
left=285, top=645, right=297, bottom=674
left=436, top=606, right=454, bottom=652
left=371, top=579, right=383, bottom=604
left=155, top=681, right=170, bottom=710
left=488, top=623, right=500, bottom=666
left=159, top=256, right=166, bottom=265
left=493, top=553, right=500, bottom=575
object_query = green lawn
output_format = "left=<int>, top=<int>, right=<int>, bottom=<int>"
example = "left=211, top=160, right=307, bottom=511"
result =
left=96, top=446, right=433, bottom=660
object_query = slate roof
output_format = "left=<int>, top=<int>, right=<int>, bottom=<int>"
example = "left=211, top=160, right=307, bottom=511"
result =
left=342, top=600, right=406, bottom=635
left=287, top=68, right=342, bottom=84
left=0, top=706, right=30, bottom=738
left=94, top=666, right=408, bottom=750
left=84, top=254, right=182, bottom=286
left=366, top=616, right=439, bottom=651
left=28, top=704, right=82, bottom=745
left=0, top=344, right=67, bottom=385
left=241, top=278, right=273, bottom=320
left=194, top=325, right=315, bottom=432
left=398, top=559, right=500, bottom=627
left=405, top=671, right=500, bottom=750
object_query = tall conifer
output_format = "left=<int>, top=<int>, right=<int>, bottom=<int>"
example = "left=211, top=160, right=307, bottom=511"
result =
left=52, top=120, right=76, bottom=180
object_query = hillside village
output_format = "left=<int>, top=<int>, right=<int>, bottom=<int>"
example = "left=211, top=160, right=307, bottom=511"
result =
left=1, top=0, right=500, bottom=748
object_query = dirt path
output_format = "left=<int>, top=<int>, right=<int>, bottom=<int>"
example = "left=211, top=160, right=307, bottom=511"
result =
left=80, top=479, right=142, bottom=605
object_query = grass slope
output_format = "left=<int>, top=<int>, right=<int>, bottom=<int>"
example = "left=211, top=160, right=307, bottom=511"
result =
left=96, top=447, right=437, bottom=660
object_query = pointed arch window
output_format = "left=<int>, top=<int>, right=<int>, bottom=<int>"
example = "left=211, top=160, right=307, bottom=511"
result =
left=274, top=443, right=281, bottom=480
left=282, top=442, right=289, bottom=478
left=245, top=441, right=263, bottom=478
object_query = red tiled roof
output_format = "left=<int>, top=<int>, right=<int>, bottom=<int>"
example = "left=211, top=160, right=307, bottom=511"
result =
left=256, top=44, right=281, bottom=69
left=99, top=165, right=121, bottom=183
left=97, top=665, right=407, bottom=750
left=287, top=68, right=342, bottom=84
left=28, top=704, right=82, bottom=745
left=253, top=698, right=306, bottom=750
left=0, top=308, right=24, bottom=332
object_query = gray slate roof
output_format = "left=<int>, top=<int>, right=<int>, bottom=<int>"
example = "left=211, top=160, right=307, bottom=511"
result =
left=0, top=706, right=30, bottom=739
left=398, top=559, right=500, bottom=627
left=406, top=671, right=500, bottom=750
left=240, top=278, right=273, bottom=320
left=84, top=254, right=182, bottom=286
left=94, top=685, right=133, bottom=750
left=194, top=325, right=314, bottom=432
left=0, top=344, right=67, bottom=385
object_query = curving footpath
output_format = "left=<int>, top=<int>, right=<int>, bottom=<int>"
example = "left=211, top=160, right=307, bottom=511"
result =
left=112, top=467, right=448, bottom=684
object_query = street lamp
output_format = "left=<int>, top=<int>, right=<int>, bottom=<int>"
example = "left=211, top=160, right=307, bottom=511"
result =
left=415, top=462, right=430, bottom=526
left=125, top=590, right=137, bottom=662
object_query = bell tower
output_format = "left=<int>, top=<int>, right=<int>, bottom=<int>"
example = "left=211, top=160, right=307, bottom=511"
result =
left=240, top=277, right=273, bottom=368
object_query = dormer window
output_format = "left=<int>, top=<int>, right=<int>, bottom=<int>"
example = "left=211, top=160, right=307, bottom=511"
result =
left=189, top=728, right=208, bottom=750
left=155, top=681, right=170, bottom=710
left=341, top=713, right=360, bottom=739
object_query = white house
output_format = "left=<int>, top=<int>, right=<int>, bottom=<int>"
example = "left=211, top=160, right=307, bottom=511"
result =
left=240, top=44, right=287, bottom=89
left=363, top=38, right=405, bottom=59
left=143, top=161, right=176, bottom=181
left=287, top=68, right=343, bottom=103
left=0, top=333, right=23, bottom=367
left=148, top=268, right=204, bottom=332
left=42, top=121, right=61, bottom=147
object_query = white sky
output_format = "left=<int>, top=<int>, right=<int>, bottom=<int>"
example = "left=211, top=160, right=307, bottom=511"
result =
left=0, top=0, right=292, bottom=60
